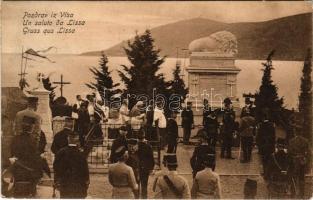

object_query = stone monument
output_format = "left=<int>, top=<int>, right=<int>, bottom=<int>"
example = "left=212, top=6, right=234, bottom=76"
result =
left=29, top=75, right=53, bottom=143
left=186, top=31, right=241, bottom=124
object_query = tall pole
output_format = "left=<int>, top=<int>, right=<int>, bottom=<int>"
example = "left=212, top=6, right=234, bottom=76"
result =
left=60, top=74, right=63, bottom=97
left=20, top=46, right=24, bottom=79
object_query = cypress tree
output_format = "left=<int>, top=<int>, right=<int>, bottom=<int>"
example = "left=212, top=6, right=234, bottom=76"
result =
left=86, top=52, right=120, bottom=102
left=254, top=50, right=284, bottom=122
left=168, top=61, right=188, bottom=111
left=298, top=48, right=312, bottom=143
left=118, top=29, right=169, bottom=108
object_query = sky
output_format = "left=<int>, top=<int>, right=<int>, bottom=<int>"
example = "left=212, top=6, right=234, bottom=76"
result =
left=2, top=1, right=312, bottom=54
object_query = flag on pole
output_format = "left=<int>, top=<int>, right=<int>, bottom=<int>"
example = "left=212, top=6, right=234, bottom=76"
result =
left=23, top=47, right=56, bottom=63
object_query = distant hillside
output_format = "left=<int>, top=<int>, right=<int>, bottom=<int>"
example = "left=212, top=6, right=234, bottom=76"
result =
left=81, top=13, right=312, bottom=61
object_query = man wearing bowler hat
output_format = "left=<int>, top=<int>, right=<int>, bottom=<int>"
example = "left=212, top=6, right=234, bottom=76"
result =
left=181, top=102, right=194, bottom=145
left=154, top=154, right=191, bottom=199
left=167, top=111, right=179, bottom=153
left=126, top=137, right=140, bottom=198
left=137, top=129, right=155, bottom=198
left=53, top=131, right=89, bottom=198
left=51, top=117, right=75, bottom=155
left=14, top=96, right=42, bottom=145
left=220, top=98, right=236, bottom=159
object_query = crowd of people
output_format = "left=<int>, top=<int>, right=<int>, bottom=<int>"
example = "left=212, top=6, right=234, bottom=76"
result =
left=4, top=92, right=311, bottom=199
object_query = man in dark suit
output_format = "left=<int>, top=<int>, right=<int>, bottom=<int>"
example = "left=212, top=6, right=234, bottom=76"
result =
left=220, top=98, right=236, bottom=159
left=53, top=131, right=89, bottom=198
left=109, top=126, right=128, bottom=163
left=181, top=102, right=194, bottom=145
left=265, top=139, right=295, bottom=198
left=256, top=109, right=276, bottom=175
left=51, top=117, right=74, bottom=155
left=167, top=111, right=179, bottom=153
left=137, top=129, right=155, bottom=198
left=203, top=107, right=219, bottom=148
left=77, top=101, right=90, bottom=146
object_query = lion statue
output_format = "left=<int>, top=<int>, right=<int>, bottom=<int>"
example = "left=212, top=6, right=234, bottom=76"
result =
left=188, top=31, right=238, bottom=55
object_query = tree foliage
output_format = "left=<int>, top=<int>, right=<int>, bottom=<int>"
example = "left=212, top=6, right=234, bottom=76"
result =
left=86, top=52, right=120, bottom=102
left=299, top=48, right=312, bottom=142
left=254, top=50, right=284, bottom=122
left=118, top=30, right=169, bottom=108
left=168, top=61, right=188, bottom=110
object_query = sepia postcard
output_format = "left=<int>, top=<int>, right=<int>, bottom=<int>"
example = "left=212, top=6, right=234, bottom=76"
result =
left=1, top=1, right=312, bottom=199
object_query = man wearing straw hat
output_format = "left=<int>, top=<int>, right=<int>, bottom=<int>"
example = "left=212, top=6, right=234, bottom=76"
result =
left=154, top=153, right=191, bottom=199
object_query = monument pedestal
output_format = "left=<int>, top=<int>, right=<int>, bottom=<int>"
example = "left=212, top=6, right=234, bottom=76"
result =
left=186, top=52, right=241, bottom=125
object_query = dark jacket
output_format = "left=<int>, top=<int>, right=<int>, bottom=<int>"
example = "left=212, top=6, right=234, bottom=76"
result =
left=138, top=141, right=155, bottom=172
left=265, top=150, right=294, bottom=184
left=181, top=109, right=194, bottom=128
left=53, top=146, right=89, bottom=198
left=51, top=128, right=73, bottom=155
left=11, top=133, right=43, bottom=182
left=221, top=108, right=236, bottom=135
left=167, top=118, right=178, bottom=143
left=109, top=136, right=128, bottom=163
left=190, top=144, right=216, bottom=177
left=257, top=120, right=275, bottom=156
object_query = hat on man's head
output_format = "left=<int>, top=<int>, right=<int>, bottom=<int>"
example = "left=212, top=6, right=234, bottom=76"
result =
left=127, top=138, right=138, bottom=145
left=27, top=96, right=39, bottom=104
left=22, top=116, right=36, bottom=125
left=245, top=97, right=252, bottom=104
left=202, top=153, right=216, bottom=167
left=165, top=153, right=178, bottom=167
left=224, top=98, right=232, bottom=105
left=137, top=129, right=145, bottom=140
left=115, top=146, right=127, bottom=159
left=276, top=138, right=286, bottom=147
left=119, top=126, right=128, bottom=132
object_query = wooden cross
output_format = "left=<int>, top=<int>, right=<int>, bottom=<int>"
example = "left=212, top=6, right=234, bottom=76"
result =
left=53, top=74, right=71, bottom=97
left=18, top=72, right=28, bottom=80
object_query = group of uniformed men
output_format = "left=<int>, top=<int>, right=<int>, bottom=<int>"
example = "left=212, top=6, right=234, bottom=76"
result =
left=5, top=93, right=312, bottom=199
